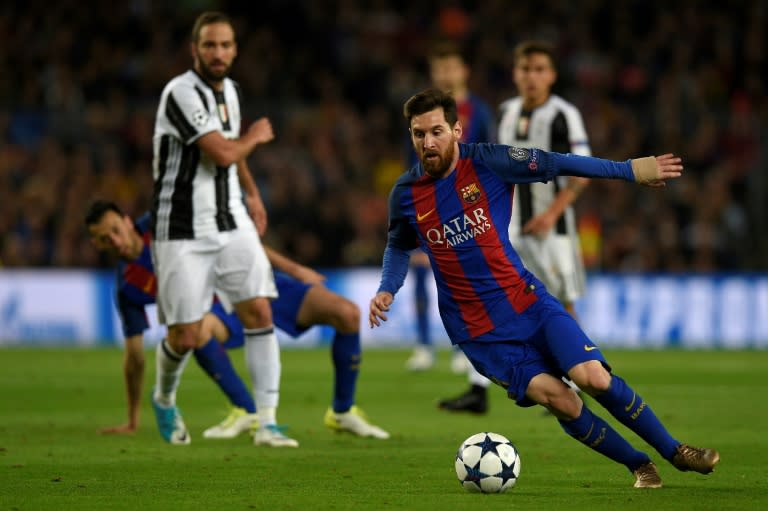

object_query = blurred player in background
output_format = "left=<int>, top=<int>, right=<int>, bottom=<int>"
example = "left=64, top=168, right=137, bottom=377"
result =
left=149, top=11, right=287, bottom=446
left=370, top=88, right=719, bottom=489
left=439, top=40, right=591, bottom=414
left=405, top=41, right=496, bottom=372
left=86, top=201, right=388, bottom=442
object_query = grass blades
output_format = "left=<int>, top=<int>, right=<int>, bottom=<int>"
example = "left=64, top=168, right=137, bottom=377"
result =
left=1, top=348, right=766, bottom=511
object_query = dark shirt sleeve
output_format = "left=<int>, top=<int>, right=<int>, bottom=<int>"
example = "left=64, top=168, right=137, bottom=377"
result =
left=377, top=244, right=411, bottom=295
left=477, top=144, right=634, bottom=183
left=378, top=184, right=418, bottom=295
left=117, top=291, right=149, bottom=337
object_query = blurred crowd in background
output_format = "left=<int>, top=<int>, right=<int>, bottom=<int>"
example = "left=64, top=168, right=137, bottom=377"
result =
left=0, top=0, right=765, bottom=271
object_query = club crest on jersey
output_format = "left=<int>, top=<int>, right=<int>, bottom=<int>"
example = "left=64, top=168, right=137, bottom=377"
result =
left=192, top=109, right=209, bottom=126
left=461, top=183, right=481, bottom=204
left=508, top=147, right=530, bottom=161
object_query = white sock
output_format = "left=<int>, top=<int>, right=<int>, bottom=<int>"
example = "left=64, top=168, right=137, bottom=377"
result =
left=244, top=327, right=281, bottom=427
left=154, top=338, right=190, bottom=406
left=468, top=364, right=492, bottom=387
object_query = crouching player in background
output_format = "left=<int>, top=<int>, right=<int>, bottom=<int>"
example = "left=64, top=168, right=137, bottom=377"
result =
left=86, top=200, right=388, bottom=444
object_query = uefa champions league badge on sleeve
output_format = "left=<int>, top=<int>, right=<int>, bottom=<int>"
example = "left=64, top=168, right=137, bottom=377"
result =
left=508, top=147, right=530, bottom=161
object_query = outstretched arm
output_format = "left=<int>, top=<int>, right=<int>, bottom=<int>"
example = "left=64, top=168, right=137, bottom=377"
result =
left=551, top=152, right=683, bottom=185
left=99, top=334, right=144, bottom=434
left=486, top=145, right=683, bottom=186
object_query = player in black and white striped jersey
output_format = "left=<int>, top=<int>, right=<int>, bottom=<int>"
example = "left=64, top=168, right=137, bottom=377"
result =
left=501, top=40, right=590, bottom=311
left=439, top=40, right=590, bottom=414
left=150, top=11, right=297, bottom=447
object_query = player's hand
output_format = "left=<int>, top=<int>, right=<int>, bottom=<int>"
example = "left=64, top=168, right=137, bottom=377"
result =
left=369, top=291, right=394, bottom=328
left=246, top=117, right=274, bottom=145
left=631, top=153, right=683, bottom=187
left=245, top=193, right=268, bottom=235
left=294, top=265, right=326, bottom=286
left=522, top=211, right=556, bottom=239
left=99, top=423, right=137, bottom=435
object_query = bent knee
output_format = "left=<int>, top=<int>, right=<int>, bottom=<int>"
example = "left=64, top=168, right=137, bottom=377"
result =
left=570, top=361, right=612, bottom=395
left=527, top=374, right=583, bottom=420
left=543, top=390, right=582, bottom=420
left=336, top=300, right=360, bottom=333
left=236, top=297, right=272, bottom=328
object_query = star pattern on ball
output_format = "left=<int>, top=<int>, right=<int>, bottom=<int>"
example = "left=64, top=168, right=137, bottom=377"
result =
left=456, top=432, right=520, bottom=493
left=471, top=433, right=504, bottom=457
left=498, top=455, right=518, bottom=487
left=457, top=448, right=482, bottom=481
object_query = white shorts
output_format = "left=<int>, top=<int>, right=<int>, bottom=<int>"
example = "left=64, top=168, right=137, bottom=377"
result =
left=511, top=233, right=586, bottom=305
left=152, top=227, right=277, bottom=325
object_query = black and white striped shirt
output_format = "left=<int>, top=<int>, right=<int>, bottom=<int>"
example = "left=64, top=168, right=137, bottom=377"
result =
left=151, top=69, right=250, bottom=240
left=498, top=94, right=591, bottom=237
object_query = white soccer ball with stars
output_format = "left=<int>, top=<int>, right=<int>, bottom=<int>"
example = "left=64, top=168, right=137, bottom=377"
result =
left=455, top=432, right=521, bottom=493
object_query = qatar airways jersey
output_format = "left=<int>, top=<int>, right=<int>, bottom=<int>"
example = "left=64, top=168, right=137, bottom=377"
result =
left=386, top=143, right=568, bottom=344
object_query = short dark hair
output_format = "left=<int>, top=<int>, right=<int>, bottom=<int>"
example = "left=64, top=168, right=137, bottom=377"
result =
left=513, top=40, right=556, bottom=67
left=403, top=88, right=459, bottom=127
left=191, top=11, right=233, bottom=43
left=427, top=40, right=466, bottom=63
left=84, top=200, right=122, bottom=227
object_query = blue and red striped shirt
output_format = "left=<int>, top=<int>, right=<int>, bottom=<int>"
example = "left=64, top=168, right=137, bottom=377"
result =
left=115, top=213, right=156, bottom=337
left=379, top=143, right=633, bottom=344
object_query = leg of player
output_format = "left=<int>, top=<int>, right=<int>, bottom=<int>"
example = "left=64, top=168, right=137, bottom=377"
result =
left=406, top=253, right=435, bottom=371
left=527, top=372, right=664, bottom=488
left=568, top=361, right=720, bottom=476
left=541, top=312, right=720, bottom=480
left=438, top=365, right=490, bottom=414
left=294, top=285, right=389, bottom=439
left=195, top=311, right=259, bottom=439
left=152, top=324, right=197, bottom=445
left=236, top=297, right=298, bottom=447
left=450, top=347, right=471, bottom=374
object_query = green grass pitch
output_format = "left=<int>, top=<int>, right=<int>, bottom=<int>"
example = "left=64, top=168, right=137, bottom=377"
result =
left=1, top=347, right=766, bottom=510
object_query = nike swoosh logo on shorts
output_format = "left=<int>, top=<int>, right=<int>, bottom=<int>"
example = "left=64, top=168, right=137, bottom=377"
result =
left=584, top=345, right=599, bottom=352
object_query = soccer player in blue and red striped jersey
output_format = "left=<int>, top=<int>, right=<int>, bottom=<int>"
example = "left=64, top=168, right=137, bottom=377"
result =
left=86, top=201, right=266, bottom=441
left=86, top=201, right=388, bottom=443
left=404, top=41, right=496, bottom=373
left=369, top=88, right=719, bottom=488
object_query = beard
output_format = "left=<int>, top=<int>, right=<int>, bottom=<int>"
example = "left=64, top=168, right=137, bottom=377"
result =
left=421, top=142, right=455, bottom=178
left=197, top=59, right=231, bottom=83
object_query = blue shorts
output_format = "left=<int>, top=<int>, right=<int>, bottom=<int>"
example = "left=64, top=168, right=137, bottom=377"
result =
left=218, top=271, right=313, bottom=349
left=459, top=310, right=609, bottom=407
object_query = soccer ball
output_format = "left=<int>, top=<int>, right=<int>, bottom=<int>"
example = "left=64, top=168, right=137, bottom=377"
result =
left=455, top=432, right=521, bottom=493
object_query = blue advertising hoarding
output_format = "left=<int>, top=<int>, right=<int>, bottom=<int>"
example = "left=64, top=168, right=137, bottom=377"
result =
left=1, top=269, right=766, bottom=348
